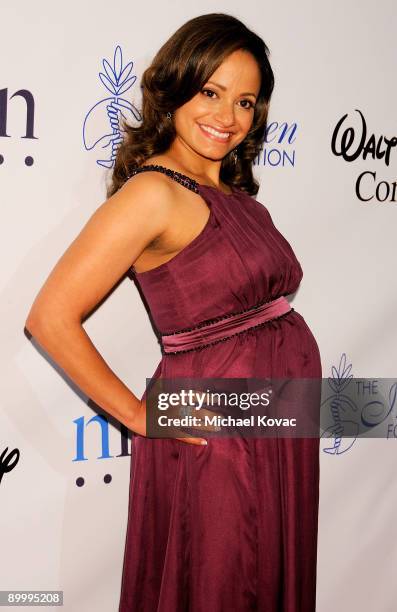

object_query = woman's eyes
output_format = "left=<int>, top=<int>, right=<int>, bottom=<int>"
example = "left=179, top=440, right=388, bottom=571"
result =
left=201, top=88, right=216, bottom=99
left=200, top=88, right=255, bottom=110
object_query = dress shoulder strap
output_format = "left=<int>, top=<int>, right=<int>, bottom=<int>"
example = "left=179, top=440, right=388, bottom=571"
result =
left=128, top=164, right=199, bottom=194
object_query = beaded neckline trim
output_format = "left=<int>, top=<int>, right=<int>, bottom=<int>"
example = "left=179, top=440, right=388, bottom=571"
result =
left=128, top=164, right=200, bottom=194
left=128, top=163, right=235, bottom=196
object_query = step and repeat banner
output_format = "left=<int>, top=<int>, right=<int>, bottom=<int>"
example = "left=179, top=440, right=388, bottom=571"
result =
left=1, top=1, right=396, bottom=611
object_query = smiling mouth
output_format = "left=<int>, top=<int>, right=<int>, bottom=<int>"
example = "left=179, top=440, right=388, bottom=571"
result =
left=198, top=123, right=232, bottom=142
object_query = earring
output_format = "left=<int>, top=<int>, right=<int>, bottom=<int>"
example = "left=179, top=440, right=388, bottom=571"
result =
left=166, top=111, right=172, bottom=119
left=231, top=147, right=238, bottom=164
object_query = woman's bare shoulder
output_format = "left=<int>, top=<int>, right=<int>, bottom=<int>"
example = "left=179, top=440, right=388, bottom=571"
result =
left=24, top=171, right=178, bottom=329
left=120, top=167, right=176, bottom=201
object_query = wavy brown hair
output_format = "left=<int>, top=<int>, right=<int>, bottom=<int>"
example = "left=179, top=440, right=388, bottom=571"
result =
left=107, top=13, right=274, bottom=198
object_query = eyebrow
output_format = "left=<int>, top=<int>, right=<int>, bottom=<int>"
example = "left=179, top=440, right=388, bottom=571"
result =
left=206, top=80, right=258, bottom=98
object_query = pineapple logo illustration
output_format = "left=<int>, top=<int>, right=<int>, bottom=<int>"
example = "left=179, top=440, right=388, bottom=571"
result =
left=83, top=45, right=142, bottom=170
left=320, top=353, right=396, bottom=455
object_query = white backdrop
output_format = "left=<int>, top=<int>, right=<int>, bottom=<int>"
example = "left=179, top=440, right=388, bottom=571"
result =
left=1, top=1, right=396, bottom=610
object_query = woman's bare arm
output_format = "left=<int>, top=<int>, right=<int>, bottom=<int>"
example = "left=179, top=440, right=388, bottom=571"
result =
left=23, top=174, right=207, bottom=443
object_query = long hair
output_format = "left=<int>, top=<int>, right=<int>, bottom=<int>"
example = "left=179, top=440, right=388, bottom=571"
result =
left=107, top=13, right=274, bottom=197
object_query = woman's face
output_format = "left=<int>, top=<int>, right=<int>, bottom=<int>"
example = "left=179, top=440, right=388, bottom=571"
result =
left=173, top=49, right=262, bottom=161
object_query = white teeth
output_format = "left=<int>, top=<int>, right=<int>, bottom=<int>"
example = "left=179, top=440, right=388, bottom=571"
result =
left=200, top=124, right=230, bottom=139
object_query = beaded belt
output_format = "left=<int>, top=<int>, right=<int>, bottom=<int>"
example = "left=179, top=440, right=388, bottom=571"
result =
left=161, top=296, right=293, bottom=354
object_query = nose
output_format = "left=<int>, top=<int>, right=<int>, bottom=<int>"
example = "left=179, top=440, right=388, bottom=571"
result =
left=213, top=101, right=235, bottom=127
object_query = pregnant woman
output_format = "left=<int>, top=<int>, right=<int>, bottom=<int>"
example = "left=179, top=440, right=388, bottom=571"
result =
left=25, top=13, right=322, bottom=612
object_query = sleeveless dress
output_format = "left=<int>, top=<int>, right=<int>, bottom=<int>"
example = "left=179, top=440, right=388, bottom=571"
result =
left=118, top=164, right=322, bottom=612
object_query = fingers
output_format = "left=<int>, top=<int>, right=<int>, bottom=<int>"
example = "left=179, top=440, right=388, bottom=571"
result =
left=166, top=406, right=222, bottom=433
left=175, top=436, right=208, bottom=446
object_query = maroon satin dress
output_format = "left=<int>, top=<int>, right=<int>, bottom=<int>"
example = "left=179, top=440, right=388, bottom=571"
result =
left=118, top=165, right=322, bottom=612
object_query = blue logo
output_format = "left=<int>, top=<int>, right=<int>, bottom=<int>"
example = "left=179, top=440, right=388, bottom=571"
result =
left=321, top=353, right=397, bottom=455
left=254, top=121, right=297, bottom=168
left=83, top=45, right=142, bottom=171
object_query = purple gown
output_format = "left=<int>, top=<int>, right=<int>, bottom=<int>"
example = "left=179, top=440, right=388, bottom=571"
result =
left=118, top=164, right=322, bottom=612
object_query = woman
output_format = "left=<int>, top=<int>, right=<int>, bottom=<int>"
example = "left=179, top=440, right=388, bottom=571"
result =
left=25, top=13, right=322, bottom=612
